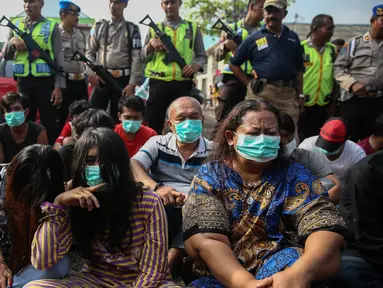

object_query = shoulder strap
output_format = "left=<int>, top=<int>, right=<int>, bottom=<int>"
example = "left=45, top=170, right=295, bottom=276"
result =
left=330, top=45, right=336, bottom=63
left=187, top=21, right=193, bottom=49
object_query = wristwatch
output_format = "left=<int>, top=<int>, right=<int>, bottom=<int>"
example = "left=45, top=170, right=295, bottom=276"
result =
left=298, top=94, right=306, bottom=99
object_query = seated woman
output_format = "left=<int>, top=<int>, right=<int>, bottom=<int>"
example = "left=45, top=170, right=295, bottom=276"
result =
left=26, top=128, right=180, bottom=288
left=0, top=145, right=69, bottom=288
left=183, top=99, right=347, bottom=288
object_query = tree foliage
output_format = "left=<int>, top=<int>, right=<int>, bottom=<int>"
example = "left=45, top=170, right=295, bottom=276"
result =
left=182, top=0, right=296, bottom=35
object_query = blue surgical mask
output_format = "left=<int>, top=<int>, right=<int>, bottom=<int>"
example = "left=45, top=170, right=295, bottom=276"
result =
left=122, top=120, right=142, bottom=134
left=5, top=111, right=25, bottom=127
left=235, top=133, right=281, bottom=163
left=174, top=119, right=202, bottom=143
left=85, top=165, right=104, bottom=187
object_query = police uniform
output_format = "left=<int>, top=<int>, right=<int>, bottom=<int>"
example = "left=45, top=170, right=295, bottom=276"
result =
left=3, top=15, right=65, bottom=145
left=334, top=5, right=383, bottom=141
left=58, top=1, right=88, bottom=132
left=212, top=19, right=263, bottom=136
left=298, top=38, right=337, bottom=140
left=141, top=18, right=207, bottom=134
left=86, top=0, right=142, bottom=123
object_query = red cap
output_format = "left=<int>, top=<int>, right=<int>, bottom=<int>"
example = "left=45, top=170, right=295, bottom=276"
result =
left=315, top=118, right=347, bottom=152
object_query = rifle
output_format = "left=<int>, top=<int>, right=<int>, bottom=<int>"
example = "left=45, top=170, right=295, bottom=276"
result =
left=71, top=51, right=123, bottom=94
left=139, top=14, right=187, bottom=70
left=211, top=19, right=242, bottom=45
left=0, top=16, right=63, bottom=73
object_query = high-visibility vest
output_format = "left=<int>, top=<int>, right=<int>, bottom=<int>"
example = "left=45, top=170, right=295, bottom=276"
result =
left=12, top=18, right=55, bottom=78
left=302, top=40, right=336, bottom=106
left=145, top=21, right=196, bottom=82
left=222, top=20, right=262, bottom=75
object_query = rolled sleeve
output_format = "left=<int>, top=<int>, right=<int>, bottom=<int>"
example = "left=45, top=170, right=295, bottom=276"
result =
left=132, top=136, right=159, bottom=171
left=230, top=36, right=252, bottom=67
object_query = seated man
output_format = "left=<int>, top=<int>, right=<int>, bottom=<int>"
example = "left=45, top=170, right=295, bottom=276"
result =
left=53, top=99, right=90, bottom=151
left=358, top=113, right=383, bottom=155
left=131, top=97, right=212, bottom=270
left=280, top=112, right=341, bottom=203
left=0, top=92, right=48, bottom=164
left=299, top=118, right=366, bottom=189
left=333, top=151, right=383, bottom=287
left=59, top=109, right=115, bottom=181
left=115, top=96, right=157, bottom=157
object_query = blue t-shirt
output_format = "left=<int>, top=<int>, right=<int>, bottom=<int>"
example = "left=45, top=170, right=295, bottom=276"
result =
left=230, top=25, right=304, bottom=81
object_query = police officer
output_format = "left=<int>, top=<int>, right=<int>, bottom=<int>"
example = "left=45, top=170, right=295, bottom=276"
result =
left=299, top=14, right=336, bottom=141
left=3, top=0, right=65, bottom=145
left=87, top=0, right=142, bottom=123
left=212, top=0, right=265, bottom=136
left=334, top=5, right=383, bottom=142
left=229, top=0, right=304, bottom=128
left=57, top=1, right=88, bottom=133
left=141, top=0, right=207, bottom=135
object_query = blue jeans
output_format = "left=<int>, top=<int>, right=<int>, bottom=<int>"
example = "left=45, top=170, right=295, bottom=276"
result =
left=331, top=255, right=383, bottom=288
left=11, top=255, right=70, bottom=288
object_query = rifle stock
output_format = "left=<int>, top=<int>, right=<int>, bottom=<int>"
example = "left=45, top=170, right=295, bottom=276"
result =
left=211, top=19, right=242, bottom=45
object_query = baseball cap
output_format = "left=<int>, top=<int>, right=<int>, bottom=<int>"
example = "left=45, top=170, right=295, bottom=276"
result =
left=315, top=118, right=348, bottom=153
left=373, top=5, right=383, bottom=17
left=263, top=0, right=287, bottom=9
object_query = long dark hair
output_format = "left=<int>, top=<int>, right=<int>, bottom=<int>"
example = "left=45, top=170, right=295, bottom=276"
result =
left=70, top=128, right=142, bottom=262
left=211, top=99, right=283, bottom=164
left=4, top=145, right=64, bottom=274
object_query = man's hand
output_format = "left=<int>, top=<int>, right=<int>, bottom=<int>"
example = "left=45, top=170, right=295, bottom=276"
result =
left=182, top=64, right=200, bottom=77
left=255, top=269, right=311, bottom=288
left=0, top=262, right=11, bottom=288
left=155, top=186, right=186, bottom=206
left=351, top=81, right=367, bottom=96
left=148, top=38, right=165, bottom=53
left=224, top=39, right=238, bottom=52
left=51, top=88, right=62, bottom=106
left=122, top=84, right=136, bottom=97
left=12, top=37, right=27, bottom=52
left=88, top=75, right=104, bottom=87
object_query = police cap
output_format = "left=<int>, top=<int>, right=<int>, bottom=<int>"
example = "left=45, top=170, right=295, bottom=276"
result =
left=59, top=1, right=81, bottom=14
left=373, top=5, right=383, bottom=17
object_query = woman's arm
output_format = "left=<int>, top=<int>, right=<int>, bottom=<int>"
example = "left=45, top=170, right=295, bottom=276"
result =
left=185, top=233, right=259, bottom=288
left=30, top=203, right=73, bottom=270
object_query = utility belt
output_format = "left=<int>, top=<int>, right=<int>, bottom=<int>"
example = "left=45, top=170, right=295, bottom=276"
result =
left=250, top=78, right=298, bottom=94
left=106, top=68, right=131, bottom=78
left=340, top=86, right=383, bottom=102
left=67, top=72, right=86, bottom=81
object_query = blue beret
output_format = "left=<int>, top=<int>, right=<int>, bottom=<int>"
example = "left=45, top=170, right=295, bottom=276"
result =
left=59, top=1, right=81, bottom=13
left=111, top=0, right=129, bottom=3
left=373, top=5, right=383, bottom=17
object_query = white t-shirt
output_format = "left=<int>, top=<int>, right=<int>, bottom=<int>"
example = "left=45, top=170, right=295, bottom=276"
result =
left=299, top=136, right=366, bottom=186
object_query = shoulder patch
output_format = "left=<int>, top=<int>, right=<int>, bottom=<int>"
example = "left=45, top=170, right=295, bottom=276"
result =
left=255, top=37, right=268, bottom=50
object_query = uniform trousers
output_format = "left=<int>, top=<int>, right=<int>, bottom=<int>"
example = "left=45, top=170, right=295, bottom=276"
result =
left=90, top=75, right=130, bottom=124
left=17, top=76, right=58, bottom=145
left=145, top=79, right=193, bottom=135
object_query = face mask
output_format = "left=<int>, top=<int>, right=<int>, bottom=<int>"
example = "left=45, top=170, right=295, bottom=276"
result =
left=174, top=119, right=202, bottom=143
left=122, top=120, right=142, bottom=134
left=235, top=133, right=280, bottom=163
left=5, top=111, right=25, bottom=127
left=85, top=165, right=104, bottom=187
left=319, top=146, right=342, bottom=156
left=284, top=138, right=297, bottom=157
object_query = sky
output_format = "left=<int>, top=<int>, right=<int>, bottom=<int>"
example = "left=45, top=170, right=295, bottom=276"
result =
left=0, top=0, right=381, bottom=43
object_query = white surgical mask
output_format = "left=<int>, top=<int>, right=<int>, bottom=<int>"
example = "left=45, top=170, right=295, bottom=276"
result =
left=284, top=138, right=297, bottom=157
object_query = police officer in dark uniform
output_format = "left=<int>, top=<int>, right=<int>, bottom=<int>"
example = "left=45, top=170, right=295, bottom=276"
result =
left=57, top=1, right=88, bottom=133
left=3, top=0, right=65, bottom=145
left=86, top=0, right=142, bottom=123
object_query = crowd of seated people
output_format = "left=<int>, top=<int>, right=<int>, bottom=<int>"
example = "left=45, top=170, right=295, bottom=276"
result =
left=0, top=91, right=382, bottom=287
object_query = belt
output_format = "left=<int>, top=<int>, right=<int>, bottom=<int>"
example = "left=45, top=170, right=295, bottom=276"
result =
left=360, top=91, right=383, bottom=98
left=263, top=79, right=297, bottom=88
left=67, top=73, right=86, bottom=81
left=107, top=68, right=130, bottom=78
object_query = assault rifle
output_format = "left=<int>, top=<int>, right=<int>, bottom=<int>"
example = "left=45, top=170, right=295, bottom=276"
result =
left=211, top=19, right=242, bottom=45
left=0, top=16, right=63, bottom=73
left=71, top=51, right=123, bottom=94
left=139, top=14, right=187, bottom=70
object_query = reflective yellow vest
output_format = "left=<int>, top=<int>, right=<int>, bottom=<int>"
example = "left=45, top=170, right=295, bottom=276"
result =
left=302, top=40, right=336, bottom=106
left=145, top=21, right=196, bottom=82
left=12, top=18, right=55, bottom=78
left=222, top=20, right=262, bottom=75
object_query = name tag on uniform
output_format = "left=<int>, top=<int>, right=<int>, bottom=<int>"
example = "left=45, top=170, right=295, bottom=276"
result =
left=256, top=37, right=268, bottom=50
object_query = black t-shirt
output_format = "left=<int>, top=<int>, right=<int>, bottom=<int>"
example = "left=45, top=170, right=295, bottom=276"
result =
left=0, top=121, right=45, bottom=163
left=59, top=143, right=75, bottom=182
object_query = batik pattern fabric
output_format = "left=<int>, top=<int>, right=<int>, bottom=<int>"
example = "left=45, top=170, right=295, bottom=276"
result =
left=25, top=190, right=181, bottom=288
left=183, top=160, right=347, bottom=287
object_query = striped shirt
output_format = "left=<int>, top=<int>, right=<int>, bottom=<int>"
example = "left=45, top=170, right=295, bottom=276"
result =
left=28, top=190, right=180, bottom=287
left=133, top=133, right=212, bottom=195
